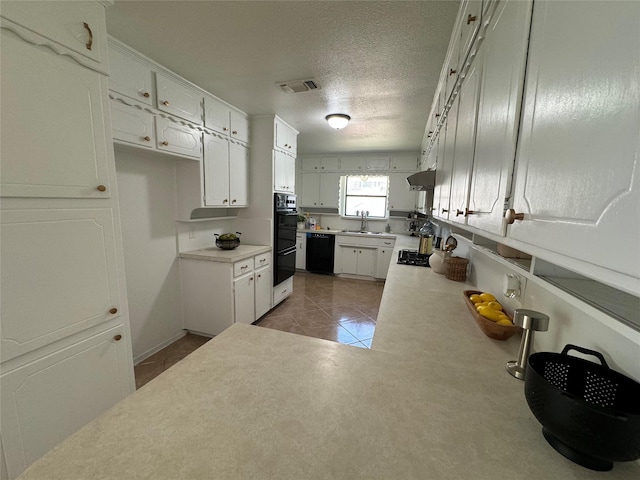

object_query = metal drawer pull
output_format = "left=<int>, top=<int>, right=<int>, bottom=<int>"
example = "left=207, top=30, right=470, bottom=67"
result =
left=114, top=334, right=122, bottom=341
left=97, top=185, right=107, bottom=192
left=162, top=100, right=170, bottom=106
left=161, top=141, right=169, bottom=146
left=467, top=14, right=477, bottom=25
left=109, top=307, right=118, bottom=315
left=83, top=22, right=93, bottom=51
left=143, top=136, right=151, bottom=142
left=142, top=92, right=150, bottom=98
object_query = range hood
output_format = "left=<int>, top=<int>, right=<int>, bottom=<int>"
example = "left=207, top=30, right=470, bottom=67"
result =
left=406, top=170, right=436, bottom=191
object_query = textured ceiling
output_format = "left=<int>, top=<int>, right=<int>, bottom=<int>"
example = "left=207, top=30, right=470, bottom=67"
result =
left=106, top=0, right=460, bottom=155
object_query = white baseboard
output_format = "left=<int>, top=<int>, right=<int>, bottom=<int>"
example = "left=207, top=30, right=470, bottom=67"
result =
left=133, top=331, right=187, bottom=365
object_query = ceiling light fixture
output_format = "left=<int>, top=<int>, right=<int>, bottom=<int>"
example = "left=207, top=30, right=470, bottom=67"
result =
left=325, top=114, right=350, bottom=129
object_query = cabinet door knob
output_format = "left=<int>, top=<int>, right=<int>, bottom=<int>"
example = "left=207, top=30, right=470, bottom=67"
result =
left=114, top=334, right=122, bottom=341
left=232, top=130, right=238, bottom=135
left=232, top=199, right=237, bottom=204
left=161, top=141, right=169, bottom=146
left=223, top=199, right=228, bottom=204
left=97, top=185, right=107, bottom=192
left=223, top=127, right=228, bottom=131
left=467, top=14, right=477, bottom=25
left=83, top=22, right=93, bottom=51
left=258, top=274, right=262, bottom=278
left=162, top=100, right=170, bottom=106
left=505, top=209, right=525, bottom=225
left=142, top=92, right=150, bottom=98
left=143, top=136, right=151, bottom=142
left=435, top=113, right=441, bottom=118
left=441, top=208, right=449, bottom=213
left=109, top=307, right=118, bottom=315
left=465, top=208, right=475, bottom=217
left=456, top=209, right=464, bottom=217
left=449, top=68, right=457, bottom=76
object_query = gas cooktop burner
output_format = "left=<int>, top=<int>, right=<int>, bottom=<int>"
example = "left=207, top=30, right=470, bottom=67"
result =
left=397, top=249, right=432, bottom=267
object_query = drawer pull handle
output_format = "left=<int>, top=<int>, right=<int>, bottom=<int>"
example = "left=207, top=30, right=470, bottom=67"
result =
left=97, top=185, right=107, bottom=192
left=114, top=334, right=122, bottom=341
left=161, top=141, right=169, bottom=146
left=83, top=22, right=93, bottom=51
left=109, top=307, right=118, bottom=315
left=467, top=14, right=477, bottom=25
left=505, top=209, right=525, bottom=225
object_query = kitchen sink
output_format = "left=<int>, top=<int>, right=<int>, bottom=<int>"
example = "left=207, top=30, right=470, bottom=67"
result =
left=340, top=230, right=382, bottom=234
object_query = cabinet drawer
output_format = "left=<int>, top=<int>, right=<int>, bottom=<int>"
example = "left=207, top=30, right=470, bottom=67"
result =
left=379, top=238, right=396, bottom=248
left=273, top=277, right=293, bottom=305
left=233, top=258, right=254, bottom=277
left=358, top=237, right=381, bottom=247
left=254, top=252, right=271, bottom=269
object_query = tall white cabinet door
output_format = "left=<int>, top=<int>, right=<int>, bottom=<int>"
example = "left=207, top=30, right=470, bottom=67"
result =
left=509, top=0, right=640, bottom=279
left=1, top=29, right=111, bottom=199
left=155, top=117, right=202, bottom=159
left=356, top=249, right=376, bottom=277
left=466, top=0, right=532, bottom=235
left=449, top=58, right=482, bottom=224
left=234, top=274, right=255, bottom=325
left=203, top=133, right=230, bottom=206
left=108, top=47, right=153, bottom=105
left=1, top=323, right=131, bottom=480
left=434, top=97, right=459, bottom=220
left=229, top=142, right=249, bottom=206
left=1, top=209, right=122, bottom=362
left=155, top=73, right=203, bottom=125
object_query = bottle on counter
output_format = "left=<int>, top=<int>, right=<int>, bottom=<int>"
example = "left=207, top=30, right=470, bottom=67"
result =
left=385, top=222, right=391, bottom=233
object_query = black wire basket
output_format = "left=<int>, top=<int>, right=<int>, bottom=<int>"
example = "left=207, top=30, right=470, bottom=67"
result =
left=525, top=344, right=640, bottom=471
left=214, top=232, right=241, bottom=250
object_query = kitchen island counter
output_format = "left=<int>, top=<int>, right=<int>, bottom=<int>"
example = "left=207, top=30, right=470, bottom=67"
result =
left=18, top=238, right=640, bottom=479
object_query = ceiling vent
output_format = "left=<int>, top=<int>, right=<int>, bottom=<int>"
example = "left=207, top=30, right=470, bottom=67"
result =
left=278, top=78, right=320, bottom=94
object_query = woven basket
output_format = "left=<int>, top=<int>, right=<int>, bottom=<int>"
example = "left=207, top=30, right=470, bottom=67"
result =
left=445, top=256, right=469, bottom=281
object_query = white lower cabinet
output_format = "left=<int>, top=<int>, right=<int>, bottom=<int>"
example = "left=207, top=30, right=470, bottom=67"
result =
left=335, top=235, right=396, bottom=278
left=1, top=323, right=132, bottom=480
left=295, top=233, right=307, bottom=270
left=376, top=238, right=396, bottom=279
left=181, top=251, right=272, bottom=336
left=255, top=266, right=272, bottom=319
left=338, top=247, right=376, bottom=277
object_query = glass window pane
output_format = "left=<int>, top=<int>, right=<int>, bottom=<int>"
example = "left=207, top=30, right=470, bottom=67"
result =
left=345, top=176, right=388, bottom=196
left=345, top=196, right=387, bottom=217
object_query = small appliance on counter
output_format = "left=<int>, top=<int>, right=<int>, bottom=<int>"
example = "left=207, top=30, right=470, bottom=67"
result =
left=397, top=249, right=431, bottom=267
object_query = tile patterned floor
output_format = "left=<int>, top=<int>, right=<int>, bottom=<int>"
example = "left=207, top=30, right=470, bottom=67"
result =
left=134, top=272, right=384, bottom=388
left=256, top=272, right=384, bottom=348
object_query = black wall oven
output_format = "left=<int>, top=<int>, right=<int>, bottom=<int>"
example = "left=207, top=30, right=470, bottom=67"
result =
left=274, top=193, right=297, bottom=286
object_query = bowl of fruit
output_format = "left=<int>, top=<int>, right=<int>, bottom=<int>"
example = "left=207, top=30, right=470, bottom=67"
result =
left=463, top=290, right=521, bottom=340
left=215, top=232, right=241, bottom=250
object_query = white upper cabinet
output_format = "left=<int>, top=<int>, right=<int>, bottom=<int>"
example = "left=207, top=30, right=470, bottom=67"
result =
left=155, top=117, right=202, bottom=159
left=156, top=73, right=203, bottom=125
left=458, top=0, right=483, bottom=66
left=434, top=96, right=459, bottom=220
left=508, top=0, right=640, bottom=281
left=1, top=28, right=110, bottom=199
left=229, top=142, right=249, bottom=206
left=0, top=0, right=108, bottom=73
left=448, top=50, right=482, bottom=224
left=203, top=133, right=230, bottom=206
left=230, top=109, right=249, bottom=144
left=108, top=47, right=153, bottom=105
left=204, top=95, right=231, bottom=135
left=365, top=156, right=391, bottom=171
left=391, top=154, right=418, bottom=172
left=301, top=156, right=339, bottom=172
left=466, top=0, right=532, bottom=235
left=388, top=173, right=418, bottom=211
left=204, top=96, right=249, bottom=144
left=274, top=117, right=298, bottom=156
left=339, top=156, right=365, bottom=172
left=110, top=99, right=155, bottom=148
left=274, top=150, right=295, bottom=193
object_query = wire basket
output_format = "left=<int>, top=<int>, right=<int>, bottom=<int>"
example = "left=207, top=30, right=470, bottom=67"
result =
left=445, top=256, right=469, bottom=281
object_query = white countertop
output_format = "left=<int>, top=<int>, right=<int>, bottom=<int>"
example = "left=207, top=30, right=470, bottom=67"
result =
left=179, top=244, right=271, bottom=263
left=297, top=228, right=397, bottom=240
left=18, top=236, right=640, bottom=479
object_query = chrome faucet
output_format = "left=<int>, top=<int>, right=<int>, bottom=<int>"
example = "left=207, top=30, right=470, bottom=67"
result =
left=356, top=210, right=369, bottom=232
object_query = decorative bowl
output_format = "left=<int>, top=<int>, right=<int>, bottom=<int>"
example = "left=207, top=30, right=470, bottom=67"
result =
left=215, top=232, right=241, bottom=250
left=462, top=290, right=520, bottom=340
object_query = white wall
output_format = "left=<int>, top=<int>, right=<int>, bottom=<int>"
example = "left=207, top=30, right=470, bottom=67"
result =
left=114, top=147, right=185, bottom=363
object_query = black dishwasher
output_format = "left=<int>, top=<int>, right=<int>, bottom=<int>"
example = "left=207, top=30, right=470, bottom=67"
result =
left=306, top=233, right=335, bottom=274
